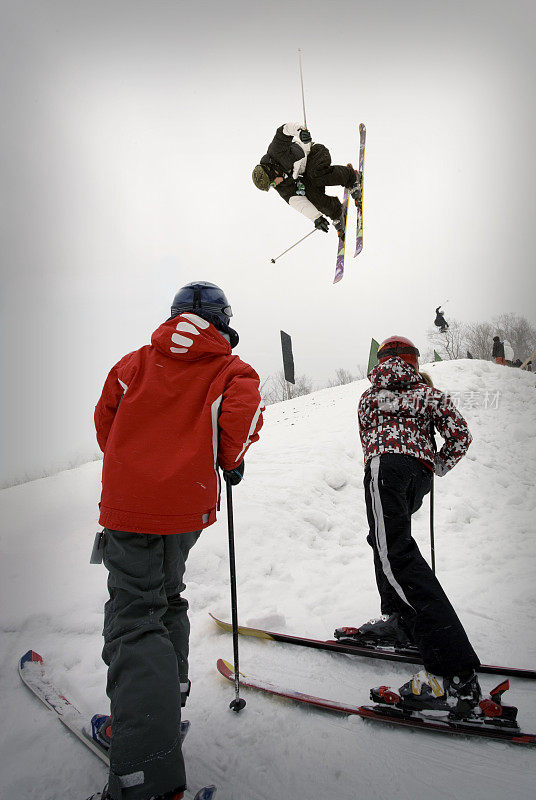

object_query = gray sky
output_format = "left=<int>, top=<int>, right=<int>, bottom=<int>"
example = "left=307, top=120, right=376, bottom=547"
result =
left=2, top=0, right=535, bottom=483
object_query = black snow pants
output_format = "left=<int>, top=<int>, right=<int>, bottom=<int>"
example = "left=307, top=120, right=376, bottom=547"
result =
left=303, top=143, right=356, bottom=220
left=364, top=454, right=480, bottom=676
left=102, top=528, right=200, bottom=800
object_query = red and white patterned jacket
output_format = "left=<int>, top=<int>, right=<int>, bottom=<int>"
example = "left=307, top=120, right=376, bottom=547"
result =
left=358, top=358, right=472, bottom=473
left=95, top=313, right=263, bottom=534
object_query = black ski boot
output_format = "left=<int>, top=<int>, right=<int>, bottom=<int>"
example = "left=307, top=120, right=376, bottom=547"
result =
left=335, top=613, right=415, bottom=649
left=332, top=205, right=347, bottom=238
left=349, top=169, right=363, bottom=204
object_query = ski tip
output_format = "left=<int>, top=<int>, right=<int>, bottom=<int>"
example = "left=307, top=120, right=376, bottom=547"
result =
left=193, top=787, right=217, bottom=800
left=216, top=658, right=234, bottom=679
left=20, top=650, right=43, bottom=669
left=217, top=658, right=247, bottom=680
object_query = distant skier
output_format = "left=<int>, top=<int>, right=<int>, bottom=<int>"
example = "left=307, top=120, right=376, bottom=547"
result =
left=492, top=335, right=506, bottom=365
left=336, top=336, right=483, bottom=716
left=434, top=306, right=449, bottom=333
left=252, top=122, right=362, bottom=237
left=90, top=282, right=263, bottom=800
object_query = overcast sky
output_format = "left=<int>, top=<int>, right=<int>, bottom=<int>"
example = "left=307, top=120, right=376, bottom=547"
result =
left=2, top=0, right=535, bottom=484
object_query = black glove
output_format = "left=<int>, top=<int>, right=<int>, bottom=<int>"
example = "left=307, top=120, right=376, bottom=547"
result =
left=299, top=128, right=312, bottom=143
left=223, top=460, right=245, bottom=486
left=314, top=215, right=329, bottom=233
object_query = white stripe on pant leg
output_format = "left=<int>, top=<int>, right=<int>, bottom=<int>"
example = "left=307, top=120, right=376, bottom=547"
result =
left=370, top=456, right=414, bottom=610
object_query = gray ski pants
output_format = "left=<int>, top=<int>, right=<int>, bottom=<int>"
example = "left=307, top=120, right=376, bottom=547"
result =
left=102, top=528, right=201, bottom=800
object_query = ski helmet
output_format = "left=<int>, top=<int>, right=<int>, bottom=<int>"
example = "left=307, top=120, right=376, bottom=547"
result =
left=377, top=336, right=420, bottom=371
left=171, top=282, right=233, bottom=329
left=252, top=164, right=271, bottom=191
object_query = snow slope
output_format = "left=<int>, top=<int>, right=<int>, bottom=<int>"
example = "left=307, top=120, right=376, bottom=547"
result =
left=1, top=360, right=535, bottom=800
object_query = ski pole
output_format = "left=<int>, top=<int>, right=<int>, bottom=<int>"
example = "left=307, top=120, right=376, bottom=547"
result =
left=224, top=475, right=246, bottom=713
left=270, top=229, right=317, bottom=263
left=298, top=48, right=307, bottom=127
left=430, top=474, right=436, bottom=574
left=429, top=420, right=436, bottom=574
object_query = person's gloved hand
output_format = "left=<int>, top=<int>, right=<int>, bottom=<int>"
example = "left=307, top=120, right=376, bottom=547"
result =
left=434, top=454, right=449, bottom=477
left=314, top=215, right=329, bottom=233
left=299, top=128, right=312, bottom=143
left=223, top=460, right=245, bottom=486
left=296, top=181, right=306, bottom=196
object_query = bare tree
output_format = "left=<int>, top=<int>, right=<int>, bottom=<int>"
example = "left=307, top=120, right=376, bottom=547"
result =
left=427, top=318, right=467, bottom=360
left=464, top=320, right=496, bottom=360
left=327, top=367, right=354, bottom=387
left=261, top=370, right=314, bottom=404
left=494, top=313, right=536, bottom=363
left=326, top=365, right=366, bottom=387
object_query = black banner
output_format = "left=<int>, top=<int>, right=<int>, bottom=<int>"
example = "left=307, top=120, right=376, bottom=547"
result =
left=280, top=331, right=295, bottom=384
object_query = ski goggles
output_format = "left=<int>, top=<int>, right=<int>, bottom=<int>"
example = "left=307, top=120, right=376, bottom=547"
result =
left=200, top=302, right=233, bottom=320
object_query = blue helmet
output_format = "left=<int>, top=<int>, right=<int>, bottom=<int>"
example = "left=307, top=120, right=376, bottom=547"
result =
left=171, top=281, right=233, bottom=329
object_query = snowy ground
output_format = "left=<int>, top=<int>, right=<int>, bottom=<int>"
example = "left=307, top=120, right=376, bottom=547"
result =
left=1, top=360, right=535, bottom=800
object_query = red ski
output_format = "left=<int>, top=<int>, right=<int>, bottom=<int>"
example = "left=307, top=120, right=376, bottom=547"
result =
left=209, top=614, right=536, bottom=680
left=217, top=658, right=536, bottom=747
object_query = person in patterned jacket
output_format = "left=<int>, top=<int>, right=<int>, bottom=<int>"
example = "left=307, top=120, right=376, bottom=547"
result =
left=335, top=336, right=482, bottom=716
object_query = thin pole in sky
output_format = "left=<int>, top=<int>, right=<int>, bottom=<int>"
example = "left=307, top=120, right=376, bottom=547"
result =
left=298, top=48, right=307, bottom=127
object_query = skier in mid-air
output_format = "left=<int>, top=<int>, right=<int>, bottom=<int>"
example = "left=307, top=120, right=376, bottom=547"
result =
left=90, top=282, right=263, bottom=800
left=336, top=336, right=483, bottom=716
left=434, top=306, right=449, bottom=333
left=252, top=122, right=361, bottom=237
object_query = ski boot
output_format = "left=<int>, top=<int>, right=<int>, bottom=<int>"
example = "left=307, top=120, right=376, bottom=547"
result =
left=85, top=787, right=110, bottom=800
left=371, top=672, right=520, bottom=729
left=91, top=714, right=111, bottom=749
left=91, top=714, right=190, bottom=753
left=86, top=788, right=185, bottom=800
left=349, top=168, right=363, bottom=205
left=334, top=613, right=416, bottom=649
left=332, top=205, right=347, bottom=238
left=371, top=669, right=482, bottom=716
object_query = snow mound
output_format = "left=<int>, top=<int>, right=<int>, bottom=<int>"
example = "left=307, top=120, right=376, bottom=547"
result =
left=1, top=360, right=535, bottom=800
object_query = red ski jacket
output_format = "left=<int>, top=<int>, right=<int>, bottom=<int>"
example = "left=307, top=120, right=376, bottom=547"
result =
left=95, top=313, right=263, bottom=534
left=358, top=358, right=472, bottom=473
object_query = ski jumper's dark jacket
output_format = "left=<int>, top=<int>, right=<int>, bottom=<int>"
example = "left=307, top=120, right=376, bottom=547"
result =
left=95, top=314, right=264, bottom=534
left=358, top=358, right=472, bottom=474
left=259, top=122, right=322, bottom=222
left=260, top=123, right=356, bottom=223
left=434, top=307, right=448, bottom=328
left=492, top=339, right=505, bottom=359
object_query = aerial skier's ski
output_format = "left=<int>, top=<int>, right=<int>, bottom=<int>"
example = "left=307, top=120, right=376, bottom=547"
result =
left=209, top=614, right=536, bottom=680
left=333, top=185, right=350, bottom=284
left=354, top=123, right=366, bottom=257
left=333, top=123, right=366, bottom=283
left=216, top=658, right=536, bottom=747
left=18, top=651, right=217, bottom=800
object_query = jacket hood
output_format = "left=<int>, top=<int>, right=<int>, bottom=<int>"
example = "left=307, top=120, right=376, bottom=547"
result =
left=151, top=313, right=231, bottom=360
left=369, top=357, right=422, bottom=389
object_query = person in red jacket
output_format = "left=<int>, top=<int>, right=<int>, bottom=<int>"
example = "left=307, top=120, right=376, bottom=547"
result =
left=335, top=336, right=482, bottom=718
left=91, top=282, right=263, bottom=800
